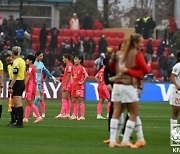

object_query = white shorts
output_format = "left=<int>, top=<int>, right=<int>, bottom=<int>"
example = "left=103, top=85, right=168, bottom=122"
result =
left=169, top=86, right=180, bottom=107
left=111, top=84, right=139, bottom=103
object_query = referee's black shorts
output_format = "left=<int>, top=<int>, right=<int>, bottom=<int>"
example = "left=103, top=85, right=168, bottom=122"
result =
left=12, top=80, right=25, bottom=97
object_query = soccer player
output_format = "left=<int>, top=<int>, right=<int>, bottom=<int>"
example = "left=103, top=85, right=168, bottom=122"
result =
left=0, top=59, right=3, bottom=119
left=95, top=60, right=110, bottom=120
left=8, top=46, right=25, bottom=128
left=34, top=51, right=58, bottom=118
left=23, top=55, right=43, bottom=123
left=109, top=34, right=151, bottom=148
left=70, top=55, right=88, bottom=120
left=55, top=54, right=73, bottom=118
left=170, top=51, right=180, bottom=132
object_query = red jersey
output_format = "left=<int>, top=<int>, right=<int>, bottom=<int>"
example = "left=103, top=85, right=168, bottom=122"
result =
left=25, top=64, right=37, bottom=93
left=61, top=62, right=73, bottom=87
left=96, top=66, right=105, bottom=85
left=72, top=65, right=87, bottom=90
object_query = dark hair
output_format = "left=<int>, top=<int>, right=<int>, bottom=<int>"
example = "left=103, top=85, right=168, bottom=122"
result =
left=74, top=55, right=84, bottom=65
left=63, top=54, right=72, bottom=61
left=27, top=55, right=36, bottom=64
left=177, top=51, right=180, bottom=62
left=35, top=51, right=42, bottom=57
left=103, top=57, right=109, bottom=66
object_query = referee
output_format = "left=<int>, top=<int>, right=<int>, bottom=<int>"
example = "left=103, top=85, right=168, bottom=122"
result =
left=8, top=46, right=25, bottom=128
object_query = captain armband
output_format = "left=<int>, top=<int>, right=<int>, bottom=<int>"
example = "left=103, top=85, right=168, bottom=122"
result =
left=13, top=68, right=18, bottom=74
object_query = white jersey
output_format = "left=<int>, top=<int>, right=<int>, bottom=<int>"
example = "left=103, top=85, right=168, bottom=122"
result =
left=169, top=62, right=180, bottom=106
left=172, top=62, right=180, bottom=87
left=71, top=18, right=79, bottom=30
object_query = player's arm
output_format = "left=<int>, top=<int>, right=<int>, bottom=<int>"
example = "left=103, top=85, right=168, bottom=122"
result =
left=95, top=72, right=99, bottom=83
left=170, top=65, right=180, bottom=90
left=9, top=67, right=18, bottom=89
left=25, top=68, right=31, bottom=85
left=43, top=67, right=58, bottom=82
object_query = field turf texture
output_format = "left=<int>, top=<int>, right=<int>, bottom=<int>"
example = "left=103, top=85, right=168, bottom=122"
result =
left=0, top=100, right=172, bottom=154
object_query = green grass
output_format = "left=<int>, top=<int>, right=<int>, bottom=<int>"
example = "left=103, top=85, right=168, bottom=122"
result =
left=0, top=100, right=173, bottom=154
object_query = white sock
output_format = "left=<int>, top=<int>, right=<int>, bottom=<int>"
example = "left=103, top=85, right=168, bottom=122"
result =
left=170, top=119, right=177, bottom=132
left=122, top=120, right=135, bottom=143
left=134, top=116, right=144, bottom=141
left=110, top=119, right=119, bottom=144
left=117, top=113, right=124, bottom=137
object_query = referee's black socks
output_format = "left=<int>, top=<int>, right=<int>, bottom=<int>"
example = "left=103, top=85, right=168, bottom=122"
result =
left=16, top=107, right=23, bottom=127
left=10, top=107, right=16, bottom=124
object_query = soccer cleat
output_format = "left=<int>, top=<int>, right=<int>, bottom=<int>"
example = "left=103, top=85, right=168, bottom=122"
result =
left=33, top=116, right=43, bottom=123
left=69, top=115, right=78, bottom=120
left=117, top=142, right=138, bottom=148
left=106, top=113, right=109, bottom=118
left=134, top=140, right=146, bottom=148
left=103, top=138, right=120, bottom=144
left=97, top=114, right=106, bottom=120
left=23, top=118, right=28, bottom=123
left=55, top=114, right=64, bottom=119
left=64, top=114, right=70, bottom=118
left=33, top=112, right=37, bottom=118
left=77, top=116, right=85, bottom=120
left=42, top=113, right=45, bottom=118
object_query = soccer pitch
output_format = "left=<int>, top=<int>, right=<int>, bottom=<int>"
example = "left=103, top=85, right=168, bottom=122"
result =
left=0, top=100, right=172, bottom=154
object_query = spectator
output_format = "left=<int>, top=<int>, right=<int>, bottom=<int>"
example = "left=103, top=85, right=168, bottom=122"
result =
left=169, top=17, right=177, bottom=45
left=49, top=27, right=59, bottom=52
left=70, top=35, right=79, bottom=55
left=69, top=13, right=80, bottom=30
left=51, top=66, right=63, bottom=77
left=78, top=36, right=86, bottom=60
left=173, top=29, right=180, bottom=51
left=39, top=24, right=48, bottom=52
left=43, top=50, right=55, bottom=72
left=157, top=41, right=165, bottom=59
left=94, top=19, right=103, bottom=30
left=98, top=35, right=108, bottom=55
left=60, top=40, right=71, bottom=62
left=158, top=51, right=169, bottom=81
left=94, top=53, right=105, bottom=72
left=167, top=53, right=176, bottom=78
left=146, top=16, right=156, bottom=39
left=85, top=37, right=96, bottom=60
left=145, top=38, right=154, bottom=63
left=83, top=13, right=93, bottom=30
left=135, top=17, right=143, bottom=35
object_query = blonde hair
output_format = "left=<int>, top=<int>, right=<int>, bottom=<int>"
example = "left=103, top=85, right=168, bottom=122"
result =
left=12, top=46, right=21, bottom=56
left=122, top=33, right=143, bottom=63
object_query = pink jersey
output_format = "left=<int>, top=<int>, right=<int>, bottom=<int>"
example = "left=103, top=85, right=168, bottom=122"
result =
left=25, top=65, right=37, bottom=93
left=72, top=65, right=87, bottom=90
left=61, top=62, right=73, bottom=87
left=96, top=66, right=105, bottom=85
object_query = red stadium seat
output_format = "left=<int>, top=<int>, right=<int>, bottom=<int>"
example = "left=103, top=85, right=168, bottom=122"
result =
left=58, top=37, right=63, bottom=44
left=95, top=45, right=99, bottom=53
left=109, top=31, right=117, bottom=38
left=58, top=29, right=63, bottom=36
left=116, top=38, right=123, bottom=46
left=32, top=35, right=39, bottom=43
left=152, top=40, right=161, bottom=47
left=93, top=38, right=100, bottom=45
left=32, top=28, right=40, bottom=35
left=62, top=36, right=71, bottom=43
left=62, top=29, right=71, bottom=37
left=93, top=30, right=102, bottom=38
left=88, top=68, right=96, bottom=76
left=31, top=43, right=37, bottom=52
left=71, top=30, right=78, bottom=37
left=102, top=31, right=110, bottom=38
left=151, top=62, right=159, bottom=70
left=116, top=32, right=124, bottom=38
left=86, top=30, right=94, bottom=38
left=143, top=39, right=149, bottom=47
left=84, top=60, right=94, bottom=68
left=106, top=38, right=114, bottom=46
left=47, top=35, right=51, bottom=44
left=151, top=70, right=161, bottom=78
left=94, top=53, right=99, bottom=59
left=78, top=30, right=86, bottom=37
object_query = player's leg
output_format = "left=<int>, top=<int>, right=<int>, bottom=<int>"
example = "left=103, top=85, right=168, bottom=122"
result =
left=97, top=98, right=106, bottom=119
left=40, top=92, right=46, bottom=118
left=171, top=105, right=180, bottom=131
left=77, top=96, right=85, bottom=120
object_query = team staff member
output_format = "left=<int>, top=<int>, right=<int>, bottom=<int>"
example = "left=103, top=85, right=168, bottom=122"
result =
left=0, top=59, right=3, bottom=119
left=8, top=46, right=25, bottom=128
left=170, top=51, right=180, bottom=132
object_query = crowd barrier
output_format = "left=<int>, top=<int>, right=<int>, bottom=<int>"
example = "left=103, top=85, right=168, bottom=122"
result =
left=2, top=81, right=172, bottom=102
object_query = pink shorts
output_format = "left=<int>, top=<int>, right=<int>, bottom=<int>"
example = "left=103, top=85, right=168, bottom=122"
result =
left=98, top=84, right=110, bottom=99
left=71, top=89, right=84, bottom=98
left=25, top=91, right=35, bottom=101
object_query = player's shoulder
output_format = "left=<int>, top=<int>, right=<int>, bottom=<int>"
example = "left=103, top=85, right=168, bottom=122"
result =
left=173, top=62, right=180, bottom=69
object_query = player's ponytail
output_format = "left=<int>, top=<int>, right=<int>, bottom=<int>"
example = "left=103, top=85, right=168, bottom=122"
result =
left=35, top=51, right=42, bottom=57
